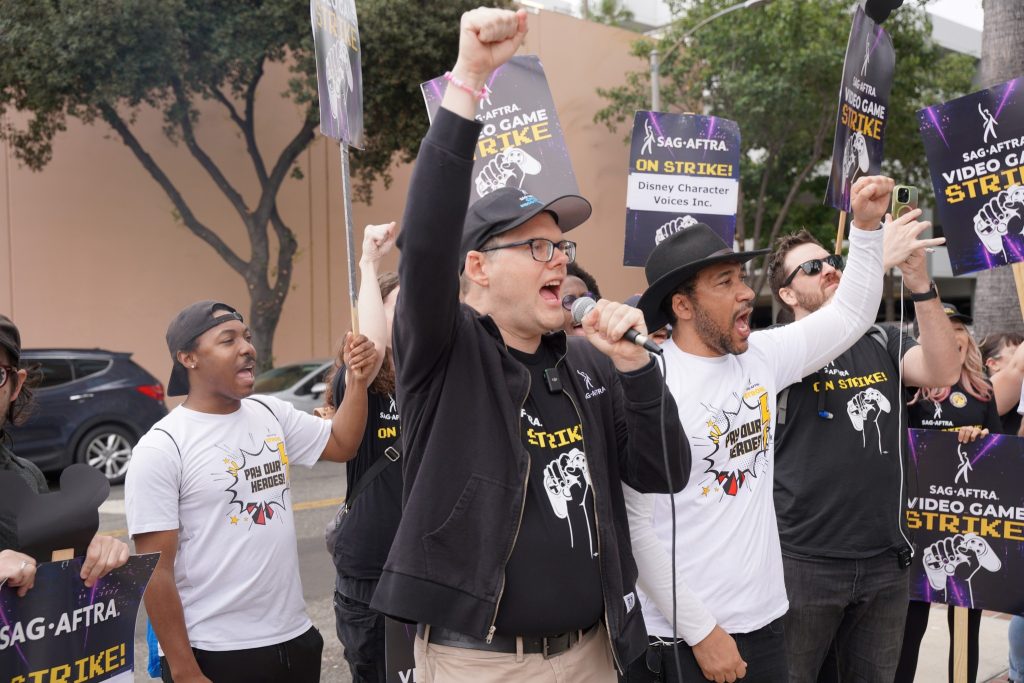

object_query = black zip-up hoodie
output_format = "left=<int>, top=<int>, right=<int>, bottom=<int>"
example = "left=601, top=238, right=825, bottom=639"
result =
left=369, top=107, right=690, bottom=671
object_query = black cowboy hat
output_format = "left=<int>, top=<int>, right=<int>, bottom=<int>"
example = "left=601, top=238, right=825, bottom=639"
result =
left=637, top=223, right=769, bottom=331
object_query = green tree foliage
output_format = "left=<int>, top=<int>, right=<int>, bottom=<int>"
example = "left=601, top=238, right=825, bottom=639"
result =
left=0, top=0, right=494, bottom=369
left=595, top=0, right=974, bottom=295
left=588, top=0, right=635, bottom=27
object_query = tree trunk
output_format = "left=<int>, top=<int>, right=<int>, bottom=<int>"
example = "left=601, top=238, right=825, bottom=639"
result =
left=972, top=0, right=1024, bottom=338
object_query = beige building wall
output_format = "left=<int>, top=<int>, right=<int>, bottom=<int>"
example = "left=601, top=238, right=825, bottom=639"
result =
left=0, top=10, right=647, bottom=390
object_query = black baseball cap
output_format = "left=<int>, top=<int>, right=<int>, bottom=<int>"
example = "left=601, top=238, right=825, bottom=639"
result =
left=459, top=188, right=592, bottom=269
left=0, top=315, right=20, bottom=364
left=942, top=302, right=972, bottom=325
left=165, top=301, right=244, bottom=396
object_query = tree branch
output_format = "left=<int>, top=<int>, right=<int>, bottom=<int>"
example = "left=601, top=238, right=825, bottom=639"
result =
left=209, top=59, right=269, bottom=184
left=170, top=79, right=253, bottom=226
left=99, top=104, right=249, bottom=276
left=257, top=116, right=317, bottom=220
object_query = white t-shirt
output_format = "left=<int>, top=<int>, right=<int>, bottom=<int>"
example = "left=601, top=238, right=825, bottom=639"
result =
left=626, top=226, right=884, bottom=643
left=125, top=396, right=331, bottom=651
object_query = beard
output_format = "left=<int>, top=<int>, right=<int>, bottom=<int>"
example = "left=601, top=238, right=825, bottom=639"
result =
left=693, top=300, right=747, bottom=356
left=791, top=285, right=830, bottom=315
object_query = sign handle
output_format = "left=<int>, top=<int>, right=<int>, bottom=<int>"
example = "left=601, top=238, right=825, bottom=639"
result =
left=339, top=143, right=360, bottom=335
left=834, top=210, right=847, bottom=256
left=952, top=605, right=968, bottom=683
left=51, top=549, right=73, bottom=561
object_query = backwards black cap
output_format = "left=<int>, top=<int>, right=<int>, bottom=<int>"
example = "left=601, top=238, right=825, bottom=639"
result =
left=165, top=301, right=243, bottom=396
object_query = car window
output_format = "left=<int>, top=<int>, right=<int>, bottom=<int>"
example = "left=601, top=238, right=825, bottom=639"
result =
left=253, top=363, right=324, bottom=393
left=298, top=366, right=333, bottom=396
left=31, top=359, right=74, bottom=389
left=73, top=358, right=111, bottom=379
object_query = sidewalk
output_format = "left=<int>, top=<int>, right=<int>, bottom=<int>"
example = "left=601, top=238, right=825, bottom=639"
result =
left=914, top=603, right=1012, bottom=682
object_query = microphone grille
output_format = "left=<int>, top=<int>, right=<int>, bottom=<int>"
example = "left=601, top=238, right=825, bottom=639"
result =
left=571, top=296, right=597, bottom=325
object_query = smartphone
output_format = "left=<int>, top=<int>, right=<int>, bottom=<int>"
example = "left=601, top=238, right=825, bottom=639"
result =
left=891, top=185, right=919, bottom=220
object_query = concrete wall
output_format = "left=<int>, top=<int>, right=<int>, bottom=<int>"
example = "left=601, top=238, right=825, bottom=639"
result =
left=0, top=9, right=647, bottom=390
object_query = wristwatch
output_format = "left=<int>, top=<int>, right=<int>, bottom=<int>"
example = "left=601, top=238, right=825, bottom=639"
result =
left=909, top=281, right=938, bottom=302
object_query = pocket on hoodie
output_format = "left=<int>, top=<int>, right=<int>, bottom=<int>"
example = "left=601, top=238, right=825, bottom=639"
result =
left=422, top=474, right=516, bottom=595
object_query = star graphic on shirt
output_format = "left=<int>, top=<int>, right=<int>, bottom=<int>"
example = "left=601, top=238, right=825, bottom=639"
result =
left=229, top=515, right=239, bottom=525
left=701, top=486, right=710, bottom=497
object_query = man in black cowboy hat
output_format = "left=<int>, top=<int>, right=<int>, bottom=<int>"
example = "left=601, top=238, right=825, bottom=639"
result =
left=768, top=204, right=958, bottom=681
left=623, top=176, right=939, bottom=682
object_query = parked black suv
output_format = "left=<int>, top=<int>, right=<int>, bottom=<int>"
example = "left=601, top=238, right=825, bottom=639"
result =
left=6, top=349, right=168, bottom=484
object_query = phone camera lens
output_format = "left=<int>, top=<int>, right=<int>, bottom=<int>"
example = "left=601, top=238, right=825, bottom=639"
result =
left=898, top=188, right=909, bottom=202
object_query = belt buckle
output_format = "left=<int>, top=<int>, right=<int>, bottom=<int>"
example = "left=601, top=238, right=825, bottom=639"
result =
left=542, top=636, right=552, bottom=659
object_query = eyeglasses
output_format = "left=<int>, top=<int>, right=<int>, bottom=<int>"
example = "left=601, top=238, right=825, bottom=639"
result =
left=0, top=364, right=16, bottom=390
left=478, top=238, right=577, bottom=264
left=782, top=254, right=845, bottom=287
left=561, top=291, right=597, bottom=311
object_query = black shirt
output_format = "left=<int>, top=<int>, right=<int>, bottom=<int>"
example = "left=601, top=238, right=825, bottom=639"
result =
left=494, top=345, right=603, bottom=636
left=774, top=325, right=915, bottom=558
left=0, top=439, right=48, bottom=551
left=906, top=382, right=1001, bottom=434
left=330, top=370, right=402, bottom=604
left=1000, top=409, right=1021, bottom=436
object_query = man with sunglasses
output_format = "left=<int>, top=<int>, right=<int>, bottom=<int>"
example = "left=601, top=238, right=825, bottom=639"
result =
left=369, top=8, right=688, bottom=682
left=768, top=203, right=960, bottom=682
left=623, top=176, right=940, bottom=683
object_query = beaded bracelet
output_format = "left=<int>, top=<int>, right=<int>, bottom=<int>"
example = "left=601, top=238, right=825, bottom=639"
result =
left=444, top=71, right=488, bottom=100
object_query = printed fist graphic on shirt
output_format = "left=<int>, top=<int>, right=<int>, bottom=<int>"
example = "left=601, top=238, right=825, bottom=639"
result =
left=846, top=387, right=891, bottom=433
left=543, top=448, right=591, bottom=520
left=923, top=533, right=1001, bottom=595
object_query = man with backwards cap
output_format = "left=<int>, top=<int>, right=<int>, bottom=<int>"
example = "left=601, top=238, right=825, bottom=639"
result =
left=125, top=301, right=376, bottom=682
left=368, top=8, right=688, bottom=682
left=623, top=176, right=939, bottom=682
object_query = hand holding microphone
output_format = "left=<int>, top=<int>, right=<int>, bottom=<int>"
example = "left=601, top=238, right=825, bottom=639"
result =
left=571, top=297, right=663, bottom=370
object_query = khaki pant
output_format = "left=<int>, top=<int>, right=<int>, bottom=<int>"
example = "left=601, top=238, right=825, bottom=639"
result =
left=414, top=622, right=617, bottom=683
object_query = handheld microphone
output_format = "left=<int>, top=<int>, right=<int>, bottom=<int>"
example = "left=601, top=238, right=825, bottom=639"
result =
left=570, top=297, right=663, bottom=355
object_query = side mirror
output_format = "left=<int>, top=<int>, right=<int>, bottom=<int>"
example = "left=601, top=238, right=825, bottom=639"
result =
left=310, top=382, right=327, bottom=397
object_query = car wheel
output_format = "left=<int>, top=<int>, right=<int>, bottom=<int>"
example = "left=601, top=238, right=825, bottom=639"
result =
left=76, top=425, right=136, bottom=485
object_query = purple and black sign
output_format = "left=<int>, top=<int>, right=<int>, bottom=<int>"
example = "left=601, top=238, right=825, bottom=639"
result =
left=310, top=0, right=364, bottom=147
left=918, top=77, right=1024, bottom=276
left=421, top=55, right=579, bottom=203
left=0, top=554, right=157, bottom=683
left=824, top=6, right=894, bottom=212
left=906, top=429, right=1024, bottom=614
left=623, top=111, right=740, bottom=267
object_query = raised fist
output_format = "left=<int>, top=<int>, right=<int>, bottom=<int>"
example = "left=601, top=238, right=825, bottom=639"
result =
left=841, top=132, right=870, bottom=191
left=846, top=387, right=891, bottom=432
left=973, top=185, right=1024, bottom=255
left=655, top=215, right=698, bottom=245
left=475, top=147, right=542, bottom=197
left=543, top=448, right=591, bottom=519
left=923, top=533, right=1001, bottom=593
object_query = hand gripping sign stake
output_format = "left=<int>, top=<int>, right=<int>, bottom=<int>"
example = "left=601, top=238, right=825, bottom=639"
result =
left=310, top=0, right=366, bottom=334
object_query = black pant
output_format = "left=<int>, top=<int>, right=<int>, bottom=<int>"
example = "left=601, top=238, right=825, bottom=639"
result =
left=621, top=618, right=788, bottom=683
left=160, top=625, right=323, bottom=682
left=334, top=590, right=387, bottom=683
left=894, top=600, right=980, bottom=683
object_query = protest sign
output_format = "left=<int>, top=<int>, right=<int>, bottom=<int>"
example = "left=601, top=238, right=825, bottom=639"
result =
left=310, top=0, right=364, bottom=147
left=918, top=77, right=1024, bottom=275
left=0, top=554, right=158, bottom=683
left=623, top=111, right=740, bottom=267
left=421, top=55, right=579, bottom=203
left=824, top=6, right=895, bottom=213
left=906, top=428, right=1024, bottom=614
left=385, top=617, right=416, bottom=683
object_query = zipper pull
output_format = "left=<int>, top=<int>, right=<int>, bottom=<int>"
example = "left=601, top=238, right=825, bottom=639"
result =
left=486, top=626, right=496, bottom=644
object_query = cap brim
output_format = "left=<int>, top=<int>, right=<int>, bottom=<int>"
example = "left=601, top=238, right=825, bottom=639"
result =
left=167, top=362, right=189, bottom=397
left=638, top=248, right=770, bottom=332
left=492, top=193, right=593, bottom=239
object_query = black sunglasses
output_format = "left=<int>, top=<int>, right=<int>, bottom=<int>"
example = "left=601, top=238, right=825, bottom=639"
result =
left=562, top=291, right=597, bottom=311
left=782, top=254, right=844, bottom=287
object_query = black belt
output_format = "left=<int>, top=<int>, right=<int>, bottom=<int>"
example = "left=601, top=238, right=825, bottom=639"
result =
left=417, top=622, right=598, bottom=658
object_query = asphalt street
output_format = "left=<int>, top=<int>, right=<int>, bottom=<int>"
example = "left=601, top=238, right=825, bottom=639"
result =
left=97, top=460, right=352, bottom=682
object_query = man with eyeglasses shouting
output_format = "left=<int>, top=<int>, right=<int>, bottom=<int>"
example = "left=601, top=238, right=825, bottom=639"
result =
left=768, top=187, right=960, bottom=682
left=622, top=176, right=947, bottom=683
left=368, top=8, right=689, bottom=683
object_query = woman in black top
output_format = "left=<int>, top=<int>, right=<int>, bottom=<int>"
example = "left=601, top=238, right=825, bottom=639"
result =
left=325, top=223, right=402, bottom=683
left=895, top=306, right=1001, bottom=683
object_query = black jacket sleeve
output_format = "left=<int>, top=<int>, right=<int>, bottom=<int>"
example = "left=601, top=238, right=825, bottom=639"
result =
left=394, top=109, right=482, bottom=393
left=614, top=359, right=690, bottom=494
